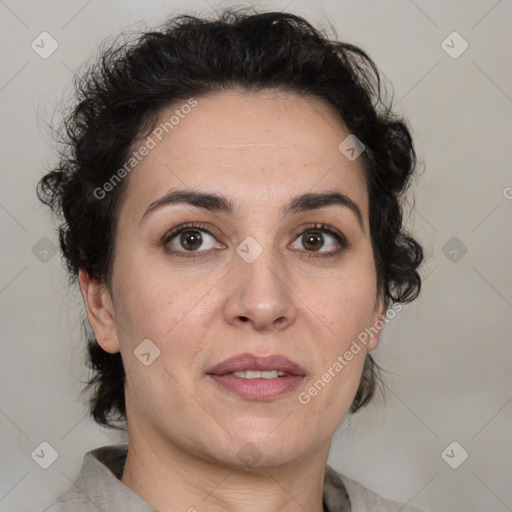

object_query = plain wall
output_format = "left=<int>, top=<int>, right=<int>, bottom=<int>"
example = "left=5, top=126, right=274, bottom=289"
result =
left=0, top=1, right=510, bottom=511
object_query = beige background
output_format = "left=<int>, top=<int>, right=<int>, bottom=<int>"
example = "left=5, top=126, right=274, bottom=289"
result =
left=0, top=0, right=510, bottom=511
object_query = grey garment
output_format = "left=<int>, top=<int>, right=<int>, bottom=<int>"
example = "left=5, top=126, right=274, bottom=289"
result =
left=42, top=444, right=428, bottom=512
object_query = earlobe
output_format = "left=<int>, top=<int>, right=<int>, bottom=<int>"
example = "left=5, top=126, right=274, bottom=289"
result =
left=78, top=269, right=120, bottom=354
left=367, top=293, right=387, bottom=352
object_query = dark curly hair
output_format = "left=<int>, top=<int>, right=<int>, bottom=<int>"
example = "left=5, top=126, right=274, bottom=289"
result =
left=37, top=8, right=423, bottom=429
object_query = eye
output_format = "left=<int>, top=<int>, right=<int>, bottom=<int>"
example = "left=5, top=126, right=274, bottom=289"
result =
left=163, top=223, right=223, bottom=257
left=289, top=223, right=347, bottom=258
left=162, top=222, right=347, bottom=259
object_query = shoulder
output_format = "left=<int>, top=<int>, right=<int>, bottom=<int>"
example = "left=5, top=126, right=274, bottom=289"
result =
left=40, top=444, right=154, bottom=512
left=40, top=448, right=112, bottom=512
left=325, top=465, right=430, bottom=512
left=40, top=492, right=101, bottom=512
left=41, top=500, right=89, bottom=512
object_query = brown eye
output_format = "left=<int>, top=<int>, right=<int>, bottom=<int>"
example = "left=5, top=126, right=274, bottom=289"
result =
left=164, top=225, right=219, bottom=255
left=302, top=231, right=324, bottom=251
left=290, top=224, right=347, bottom=258
left=180, top=230, right=203, bottom=251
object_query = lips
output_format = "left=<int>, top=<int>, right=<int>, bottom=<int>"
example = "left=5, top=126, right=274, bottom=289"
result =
left=207, top=353, right=306, bottom=376
left=207, top=353, right=306, bottom=400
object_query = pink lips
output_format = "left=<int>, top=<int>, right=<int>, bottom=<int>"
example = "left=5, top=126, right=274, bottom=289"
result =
left=207, top=353, right=306, bottom=400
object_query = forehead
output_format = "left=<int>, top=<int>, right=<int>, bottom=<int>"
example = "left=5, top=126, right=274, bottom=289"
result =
left=120, top=89, right=368, bottom=220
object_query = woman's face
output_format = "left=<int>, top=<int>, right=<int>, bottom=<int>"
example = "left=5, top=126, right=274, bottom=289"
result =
left=89, top=89, right=384, bottom=468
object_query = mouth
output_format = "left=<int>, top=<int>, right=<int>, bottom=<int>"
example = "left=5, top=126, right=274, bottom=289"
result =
left=228, top=369, right=294, bottom=379
left=207, top=353, right=306, bottom=400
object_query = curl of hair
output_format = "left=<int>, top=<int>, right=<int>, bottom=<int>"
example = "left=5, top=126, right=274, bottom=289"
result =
left=37, top=8, right=423, bottom=429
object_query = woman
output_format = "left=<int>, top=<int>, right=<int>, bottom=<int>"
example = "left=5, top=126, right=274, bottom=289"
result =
left=38, top=8, right=426, bottom=512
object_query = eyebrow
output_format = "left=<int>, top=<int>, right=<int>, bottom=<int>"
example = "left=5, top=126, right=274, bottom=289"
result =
left=141, top=189, right=364, bottom=230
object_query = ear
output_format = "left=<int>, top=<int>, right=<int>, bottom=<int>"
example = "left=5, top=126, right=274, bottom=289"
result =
left=79, top=269, right=120, bottom=354
left=366, top=291, right=387, bottom=351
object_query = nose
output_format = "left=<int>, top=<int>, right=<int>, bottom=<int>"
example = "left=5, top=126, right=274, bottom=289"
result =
left=222, top=247, right=298, bottom=332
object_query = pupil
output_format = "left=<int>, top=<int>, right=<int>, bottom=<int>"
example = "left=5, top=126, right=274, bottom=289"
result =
left=181, top=230, right=202, bottom=250
left=303, top=232, right=323, bottom=251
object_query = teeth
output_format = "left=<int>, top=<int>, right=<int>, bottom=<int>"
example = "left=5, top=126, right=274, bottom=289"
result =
left=232, top=370, right=288, bottom=379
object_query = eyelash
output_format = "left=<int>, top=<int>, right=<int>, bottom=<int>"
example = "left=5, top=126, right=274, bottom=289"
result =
left=292, top=223, right=348, bottom=259
left=162, top=222, right=348, bottom=260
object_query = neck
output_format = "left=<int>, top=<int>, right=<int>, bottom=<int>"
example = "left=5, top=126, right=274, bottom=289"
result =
left=121, top=426, right=331, bottom=512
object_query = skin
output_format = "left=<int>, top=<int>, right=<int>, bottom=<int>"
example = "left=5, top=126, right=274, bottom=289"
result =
left=80, top=89, right=386, bottom=512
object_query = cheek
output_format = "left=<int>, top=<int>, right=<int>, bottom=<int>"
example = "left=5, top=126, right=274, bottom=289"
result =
left=315, top=250, right=378, bottom=348
left=299, top=276, right=376, bottom=428
left=312, top=281, right=374, bottom=393
left=331, top=279, right=377, bottom=345
left=111, top=257, right=216, bottom=384
left=112, top=255, right=198, bottom=341
left=111, top=265, right=206, bottom=411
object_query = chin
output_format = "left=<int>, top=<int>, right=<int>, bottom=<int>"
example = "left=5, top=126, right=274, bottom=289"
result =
left=202, top=428, right=310, bottom=470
